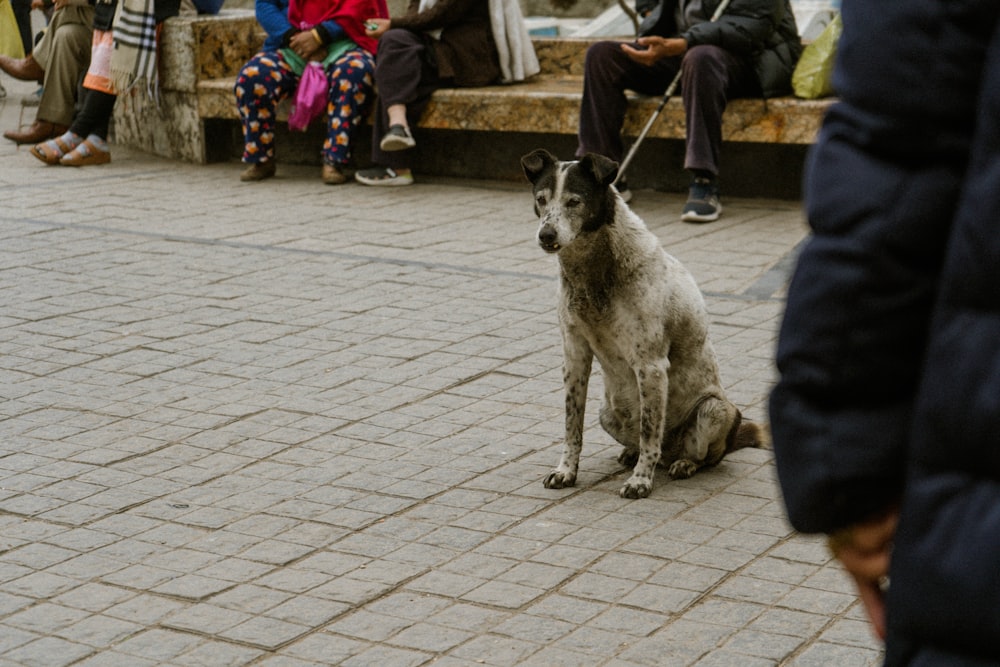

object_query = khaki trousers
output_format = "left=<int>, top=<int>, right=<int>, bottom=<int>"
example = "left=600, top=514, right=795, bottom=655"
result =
left=32, top=4, right=94, bottom=126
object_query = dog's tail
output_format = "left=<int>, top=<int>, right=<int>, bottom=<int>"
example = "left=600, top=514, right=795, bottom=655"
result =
left=725, top=419, right=771, bottom=454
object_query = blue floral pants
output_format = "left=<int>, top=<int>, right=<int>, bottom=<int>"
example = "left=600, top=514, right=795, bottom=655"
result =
left=234, top=48, right=375, bottom=167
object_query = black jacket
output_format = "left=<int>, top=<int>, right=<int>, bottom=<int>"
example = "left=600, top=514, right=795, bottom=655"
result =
left=770, top=0, right=1000, bottom=664
left=391, top=0, right=499, bottom=87
left=638, top=0, right=801, bottom=97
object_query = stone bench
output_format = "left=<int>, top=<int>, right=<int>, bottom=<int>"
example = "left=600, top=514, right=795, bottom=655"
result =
left=111, top=8, right=833, bottom=195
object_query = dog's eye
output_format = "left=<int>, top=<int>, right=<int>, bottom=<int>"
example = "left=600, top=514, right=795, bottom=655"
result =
left=565, top=196, right=582, bottom=208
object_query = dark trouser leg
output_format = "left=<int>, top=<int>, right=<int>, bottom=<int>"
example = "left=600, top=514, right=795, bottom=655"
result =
left=680, top=44, right=756, bottom=177
left=69, top=88, right=117, bottom=140
left=371, top=28, right=445, bottom=169
left=577, top=40, right=677, bottom=162
left=11, top=0, right=32, bottom=56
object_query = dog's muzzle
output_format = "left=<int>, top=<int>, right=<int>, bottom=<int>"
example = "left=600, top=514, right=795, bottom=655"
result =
left=538, top=224, right=561, bottom=253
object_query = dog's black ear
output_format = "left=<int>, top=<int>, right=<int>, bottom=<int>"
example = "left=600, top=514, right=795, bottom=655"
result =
left=521, top=149, right=557, bottom=184
left=579, top=153, right=619, bottom=188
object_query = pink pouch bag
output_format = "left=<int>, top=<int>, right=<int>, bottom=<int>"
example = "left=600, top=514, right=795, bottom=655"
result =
left=288, top=61, right=329, bottom=132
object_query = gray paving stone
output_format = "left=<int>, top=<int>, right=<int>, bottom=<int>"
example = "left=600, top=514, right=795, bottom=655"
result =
left=788, top=641, right=883, bottom=666
left=618, top=582, right=701, bottom=614
left=386, top=622, right=475, bottom=652
left=555, top=625, right=633, bottom=657
left=0, top=625, right=37, bottom=654
left=53, top=614, right=144, bottom=649
left=276, top=631, right=369, bottom=664
left=72, top=650, right=160, bottom=667
left=172, top=640, right=267, bottom=666
left=2, top=636, right=95, bottom=666
left=518, top=647, right=608, bottom=667
left=341, top=643, right=432, bottom=667
left=220, top=615, right=313, bottom=649
left=161, top=602, right=254, bottom=636
left=111, top=628, right=205, bottom=662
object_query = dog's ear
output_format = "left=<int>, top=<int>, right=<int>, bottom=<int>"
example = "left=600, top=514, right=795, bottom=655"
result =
left=579, top=153, right=619, bottom=188
left=521, top=149, right=557, bottom=184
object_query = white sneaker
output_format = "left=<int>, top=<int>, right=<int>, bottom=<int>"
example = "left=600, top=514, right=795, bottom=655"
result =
left=379, top=124, right=416, bottom=152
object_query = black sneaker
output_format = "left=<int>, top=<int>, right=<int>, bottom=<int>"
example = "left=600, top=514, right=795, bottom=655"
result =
left=355, top=165, right=414, bottom=186
left=681, top=177, right=722, bottom=223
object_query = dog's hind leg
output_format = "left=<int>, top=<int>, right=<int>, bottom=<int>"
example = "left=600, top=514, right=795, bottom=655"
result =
left=544, top=334, right=593, bottom=490
left=598, top=370, right=640, bottom=467
left=667, top=396, right=740, bottom=479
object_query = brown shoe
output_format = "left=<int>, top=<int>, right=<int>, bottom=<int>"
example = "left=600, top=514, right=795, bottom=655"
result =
left=59, top=138, right=111, bottom=167
left=3, top=121, right=69, bottom=145
left=0, top=54, right=44, bottom=83
left=321, top=163, right=346, bottom=185
left=30, top=135, right=78, bottom=165
left=240, top=160, right=276, bottom=182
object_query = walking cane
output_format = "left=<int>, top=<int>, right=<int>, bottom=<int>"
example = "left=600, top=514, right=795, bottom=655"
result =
left=613, top=0, right=734, bottom=185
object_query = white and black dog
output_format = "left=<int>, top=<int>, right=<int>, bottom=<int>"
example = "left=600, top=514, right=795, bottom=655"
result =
left=521, top=149, right=765, bottom=499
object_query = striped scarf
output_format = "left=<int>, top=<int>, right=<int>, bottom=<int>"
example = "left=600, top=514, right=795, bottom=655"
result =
left=110, top=0, right=158, bottom=96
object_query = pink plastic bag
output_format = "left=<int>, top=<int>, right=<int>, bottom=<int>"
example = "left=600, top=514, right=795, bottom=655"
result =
left=288, top=61, right=329, bottom=132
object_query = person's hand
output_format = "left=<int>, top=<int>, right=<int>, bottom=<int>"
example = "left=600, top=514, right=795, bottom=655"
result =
left=364, top=18, right=390, bottom=38
left=827, top=508, right=899, bottom=641
left=621, top=36, right=687, bottom=65
left=289, top=30, right=323, bottom=60
left=30, top=0, right=46, bottom=10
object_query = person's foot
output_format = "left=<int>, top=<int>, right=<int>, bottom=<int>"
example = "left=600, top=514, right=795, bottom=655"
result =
left=4, top=120, right=69, bottom=145
left=321, top=163, right=347, bottom=185
left=0, top=54, right=44, bottom=83
left=379, top=124, right=416, bottom=152
left=59, top=136, right=111, bottom=167
left=681, top=176, right=722, bottom=223
left=355, top=166, right=414, bottom=186
left=240, top=160, right=276, bottom=182
left=30, top=132, right=82, bottom=165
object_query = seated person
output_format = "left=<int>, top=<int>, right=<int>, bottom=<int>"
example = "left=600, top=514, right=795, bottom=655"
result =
left=0, top=0, right=94, bottom=144
left=29, top=0, right=224, bottom=165
left=355, top=0, right=538, bottom=186
left=234, top=0, right=387, bottom=184
left=577, top=0, right=802, bottom=221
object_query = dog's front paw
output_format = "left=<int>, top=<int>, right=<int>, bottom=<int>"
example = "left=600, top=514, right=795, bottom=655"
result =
left=543, top=468, right=577, bottom=489
left=667, top=459, right=698, bottom=479
left=619, top=476, right=653, bottom=499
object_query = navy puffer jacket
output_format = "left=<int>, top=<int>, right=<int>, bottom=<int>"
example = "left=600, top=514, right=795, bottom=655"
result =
left=770, top=0, right=1000, bottom=664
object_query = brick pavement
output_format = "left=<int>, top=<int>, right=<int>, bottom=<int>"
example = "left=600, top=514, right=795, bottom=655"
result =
left=0, top=79, right=883, bottom=666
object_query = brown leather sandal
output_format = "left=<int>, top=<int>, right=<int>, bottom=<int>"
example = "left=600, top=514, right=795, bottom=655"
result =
left=59, top=138, right=111, bottom=167
left=29, top=135, right=77, bottom=165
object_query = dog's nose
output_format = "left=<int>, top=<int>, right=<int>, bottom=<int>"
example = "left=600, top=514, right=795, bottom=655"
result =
left=538, top=226, right=560, bottom=252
